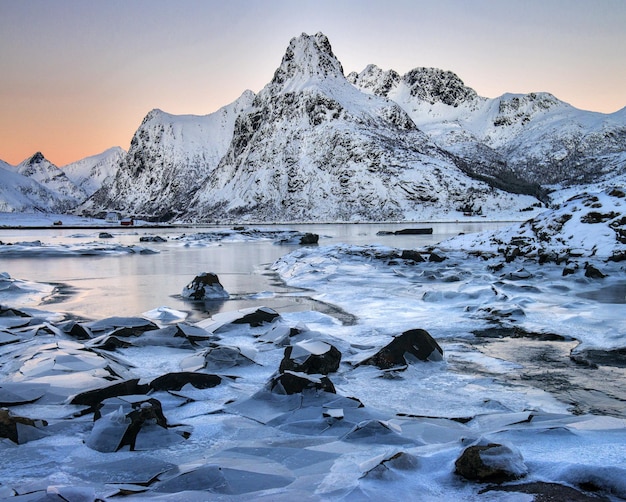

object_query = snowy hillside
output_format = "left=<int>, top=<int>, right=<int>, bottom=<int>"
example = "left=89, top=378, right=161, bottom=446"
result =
left=0, top=162, right=72, bottom=213
left=79, top=91, right=255, bottom=220
left=349, top=65, right=626, bottom=187
left=441, top=187, right=626, bottom=262
left=62, top=147, right=125, bottom=197
left=15, top=152, right=86, bottom=208
left=184, top=33, right=541, bottom=222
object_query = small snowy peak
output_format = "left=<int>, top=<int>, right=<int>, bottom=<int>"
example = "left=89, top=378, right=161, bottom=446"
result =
left=0, top=164, right=68, bottom=213
left=347, top=64, right=401, bottom=97
left=270, top=32, right=345, bottom=91
left=492, top=92, right=567, bottom=128
left=402, top=67, right=479, bottom=107
left=14, top=152, right=85, bottom=210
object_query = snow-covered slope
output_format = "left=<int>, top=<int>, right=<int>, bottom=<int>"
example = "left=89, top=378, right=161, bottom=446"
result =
left=348, top=66, right=626, bottom=187
left=441, top=187, right=626, bottom=261
left=80, top=91, right=255, bottom=220
left=0, top=161, right=71, bottom=213
left=16, top=152, right=86, bottom=203
left=62, top=146, right=125, bottom=197
left=185, top=33, right=540, bottom=222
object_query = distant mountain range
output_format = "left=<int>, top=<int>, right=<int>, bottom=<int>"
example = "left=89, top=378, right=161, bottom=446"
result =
left=2, top=32, right=625, bottom=222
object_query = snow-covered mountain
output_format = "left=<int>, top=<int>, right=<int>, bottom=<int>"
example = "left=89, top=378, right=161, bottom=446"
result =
left=0, top=149, right=124, bottom=214
left=348, top=65, right=626, bottom=187
left=8, top=32, right=624, bottom=222
left=62, top=147, right=125, bottom=197
left=80, top=91, right=255, bottom=220
left=186, top=33, right=541, bottom=222
left=16, top=152, right=87, bottom=205
left=0, top=159, right=72, bottom=213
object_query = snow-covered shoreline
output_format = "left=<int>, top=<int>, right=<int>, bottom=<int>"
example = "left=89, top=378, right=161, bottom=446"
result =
left=0, top=190, right=625, bottom=500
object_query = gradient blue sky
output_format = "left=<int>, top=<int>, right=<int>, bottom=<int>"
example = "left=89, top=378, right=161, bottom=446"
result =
left=1, top=0, right=625, bottom=166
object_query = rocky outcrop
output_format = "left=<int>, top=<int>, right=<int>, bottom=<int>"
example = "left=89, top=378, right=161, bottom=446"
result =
left=359, top=328, right=444, bottom=369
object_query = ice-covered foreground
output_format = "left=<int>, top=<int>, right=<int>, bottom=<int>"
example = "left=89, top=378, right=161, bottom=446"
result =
left=1, top=191, right=625, bottom=501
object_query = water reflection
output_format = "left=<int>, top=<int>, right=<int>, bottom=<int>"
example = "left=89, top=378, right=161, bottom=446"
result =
left=0, top=222, right=508, bottom=321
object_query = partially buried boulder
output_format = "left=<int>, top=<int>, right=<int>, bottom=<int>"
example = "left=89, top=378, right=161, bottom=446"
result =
left=359, top=328, right=444, bottom=369
left=279, top=339, right=341, bottom=375
left=455, top=442, right=528, bottom=483
left=269, top=371, right=336, bottom=395
left=182, top=272, right=229, bottom=300
left=0, top=408, right=48, bottom=444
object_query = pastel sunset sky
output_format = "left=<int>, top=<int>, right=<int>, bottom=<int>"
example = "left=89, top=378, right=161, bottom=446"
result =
left=1, top=0, right=625, bottom=166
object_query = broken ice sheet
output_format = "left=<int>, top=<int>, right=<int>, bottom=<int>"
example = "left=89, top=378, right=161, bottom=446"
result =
left=0, top=382, right=49, bottom=405
left=65, top=456, right=177, bottom=485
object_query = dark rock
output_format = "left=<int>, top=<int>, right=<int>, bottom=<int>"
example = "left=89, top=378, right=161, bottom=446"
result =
left=0, top=408, right=48, bottom=444
left=150, top=372, right=222, bottom=391
left=279, top=340, right=341, bottom=375
left=609, top=250, right=626, bottom=262
left=401, top=250, right=425, bottom=262
left=118, top=399, right=168, bottom=451
left=88, top=397, right=186, bottom=452
left=563, top=265, right=577, bottom=276
left=139, top=235, right=167, bottom=242
left=70, top=379, right=150, bottom=408
left=232, top=307, right=280, bottom=326
left=581, top=211, right=619, bottom=224
left=455, top=443, right=527, bottom=483
left=482, top=481, right=610, bottom=501
left=99, top=232, right=114, bottom=238
left=182, top=272, right=229, bottom=300
left=584, top=263, right=606, bottom=279
left=394, top=228, right=433, bottom=235
left=504, top=246, right=521, bottom=263
left=429, top=251, right=446, bottom=262
left=269, top=371, right=336, bottom=394
left=359, top=329, right=444, bottom=369
left=299, top=232, right=319, bottom=244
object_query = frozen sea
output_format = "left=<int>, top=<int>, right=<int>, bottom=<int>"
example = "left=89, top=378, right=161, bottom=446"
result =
left=1, top=211, right=625, bottom=501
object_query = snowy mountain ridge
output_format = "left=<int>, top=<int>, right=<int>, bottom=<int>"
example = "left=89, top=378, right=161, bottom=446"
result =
left=3, top=31, right=625, bottom=221
left=0, top=148, right=126, bottom=214
left=84, top=32, right=542, bottom=222
left=349, top=64, right=626, bottom=186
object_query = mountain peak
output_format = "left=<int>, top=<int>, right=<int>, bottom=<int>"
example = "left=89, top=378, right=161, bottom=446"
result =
left=270, top=32, right=345, bottom=89
left=27, top=152, right=46, bottom=165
